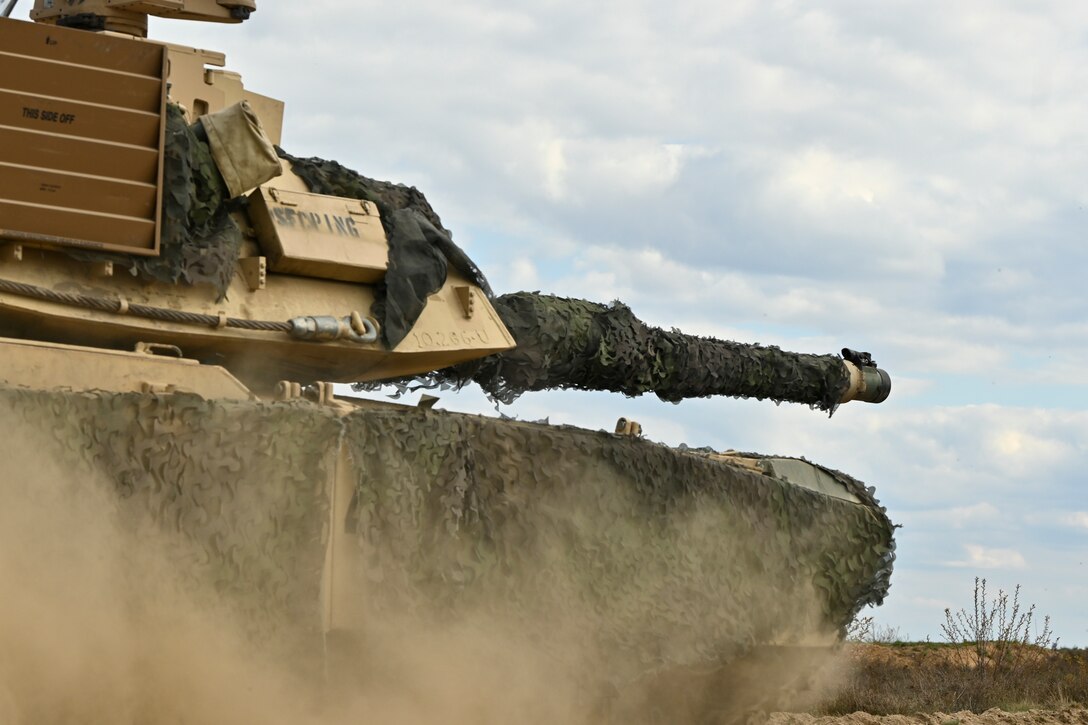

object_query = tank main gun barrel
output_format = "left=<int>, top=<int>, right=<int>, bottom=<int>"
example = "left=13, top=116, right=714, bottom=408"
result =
left=450, top=293, right=890, bottom=411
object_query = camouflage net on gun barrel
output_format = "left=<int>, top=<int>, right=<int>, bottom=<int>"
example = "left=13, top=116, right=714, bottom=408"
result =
left=376, top=292, right=853, bottom=411
left=2, top=385, right=895, bottom=680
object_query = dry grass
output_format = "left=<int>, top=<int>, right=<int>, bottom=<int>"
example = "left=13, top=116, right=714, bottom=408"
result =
left=819, top=579, right=1085, bottom=715
left=816, top=643, right=1088, bottom=715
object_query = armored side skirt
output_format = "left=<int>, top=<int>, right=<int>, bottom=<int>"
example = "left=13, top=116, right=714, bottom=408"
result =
left=0, top=385, right=894, bottom=679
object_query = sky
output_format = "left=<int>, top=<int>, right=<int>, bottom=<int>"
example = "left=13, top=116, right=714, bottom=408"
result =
left=12, top=0, right=1086, bottom=645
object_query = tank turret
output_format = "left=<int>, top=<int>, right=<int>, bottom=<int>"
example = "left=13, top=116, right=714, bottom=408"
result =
left=0, top=8, right=891, bottom=409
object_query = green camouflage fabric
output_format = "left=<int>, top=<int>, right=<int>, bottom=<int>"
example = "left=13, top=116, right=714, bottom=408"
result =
left=1, top=384, right=894, bottom=678
left=343, top=409, right=894, bottom=676
left=68, top=104, right=243, bottom=298
left=275, top=149, right=451, bottom=236
left=276, top=150, right=493, bottom=347
left=135, top=104, right=244, bottom=297
left=0, top=385, right=338, bottom=654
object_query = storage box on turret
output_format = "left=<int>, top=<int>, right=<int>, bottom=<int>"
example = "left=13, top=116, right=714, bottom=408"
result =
left=0, top=17, right=166, bottom=255
left=248, top=186, right=388, bottom=283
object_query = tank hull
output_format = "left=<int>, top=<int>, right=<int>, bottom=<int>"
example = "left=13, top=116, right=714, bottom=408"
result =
left=0, top=377, right=895, bottom=685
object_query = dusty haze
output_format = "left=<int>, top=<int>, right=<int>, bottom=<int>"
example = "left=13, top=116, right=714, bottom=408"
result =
left=0, top=423, right=844, bottom=724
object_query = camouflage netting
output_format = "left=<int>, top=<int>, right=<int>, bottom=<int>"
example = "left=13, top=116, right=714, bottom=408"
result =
left=69, top=104, right=243, bottom=298
left=277, top=150, right=493, bottom=348
left=0, top=385, right=894, bottom=678
left=381, top=292, right=854, bottom=411
left=0, top=385, right=339, bottom=655
left=343, top=409, right=895, bottom=676
left=70, top=105, right=482, bottom=314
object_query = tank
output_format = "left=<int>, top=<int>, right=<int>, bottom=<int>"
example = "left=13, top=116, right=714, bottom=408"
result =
left=0, top=4, right=895, bottom=721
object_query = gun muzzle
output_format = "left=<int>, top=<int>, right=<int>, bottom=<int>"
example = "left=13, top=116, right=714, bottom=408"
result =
left=840, top=360, right=892, bottom=404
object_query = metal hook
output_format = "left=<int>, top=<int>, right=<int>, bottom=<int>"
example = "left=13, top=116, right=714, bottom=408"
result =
left=287, top=313, right=379, bottom=344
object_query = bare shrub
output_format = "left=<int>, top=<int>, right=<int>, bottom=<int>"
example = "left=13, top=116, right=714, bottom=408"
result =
left=845, top=616, right=874, bottom=643
left=941, top=577, right=1057, bottom=671
left=817, top=579, right=1083, bottom=715
left=937, top=577, right=1060, bottom=708
left=846, top=615, right=902, bottom=645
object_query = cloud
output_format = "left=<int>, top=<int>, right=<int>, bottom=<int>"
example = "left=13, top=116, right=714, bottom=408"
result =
left=946, top=545, right=1027, bottom=570
left=537, top=138, right=703, bottom=202
left=909, top=596, right=958, bottom=613
left=506, top=258, right=540, bottom=291
left=1060, top=512, right=1088, bottom=530
left=911, top=503, right=1001, bottom=530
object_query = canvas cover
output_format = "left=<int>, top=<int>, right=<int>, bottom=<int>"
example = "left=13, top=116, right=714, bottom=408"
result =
left=198, top=100, right=282, bottom=199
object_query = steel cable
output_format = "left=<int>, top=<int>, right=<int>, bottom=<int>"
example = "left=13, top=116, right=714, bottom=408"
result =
left=0, top=276, right=291, bottom=333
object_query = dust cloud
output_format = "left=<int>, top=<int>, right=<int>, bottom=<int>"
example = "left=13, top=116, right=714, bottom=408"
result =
left=0, top=427, right=318, bottom=724
left=0, top=425, right=846, bottom=724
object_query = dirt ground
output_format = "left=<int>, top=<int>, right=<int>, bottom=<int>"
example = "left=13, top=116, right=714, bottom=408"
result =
left=769, top=709, right=1088, bottom=725
left=765, top=642, right=1088, bottom=725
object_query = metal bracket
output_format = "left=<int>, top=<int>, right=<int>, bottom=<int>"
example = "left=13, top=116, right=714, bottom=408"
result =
left=1, top=244, right=23, bottom=263
left=135, top=342, right=183, bottom=358
left=240, top=256, right=266, bottom=291
left=140, top=382, right=194, bottom=395
left=275, top=380, right=303, bottom=401
left=278, top=381, right=338, bottom=406
left=454, top=285, right=475, bottom=319
left=268, top=188, right=297, bottom=206
left=348, top=200, right=375, bottom=216
left=315, top=381, right=337, bottom=406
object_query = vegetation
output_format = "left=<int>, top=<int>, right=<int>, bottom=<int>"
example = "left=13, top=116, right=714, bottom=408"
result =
left=819, top=579, right=1086, bottom=714
left=846, top=615, right=904, bottom=646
